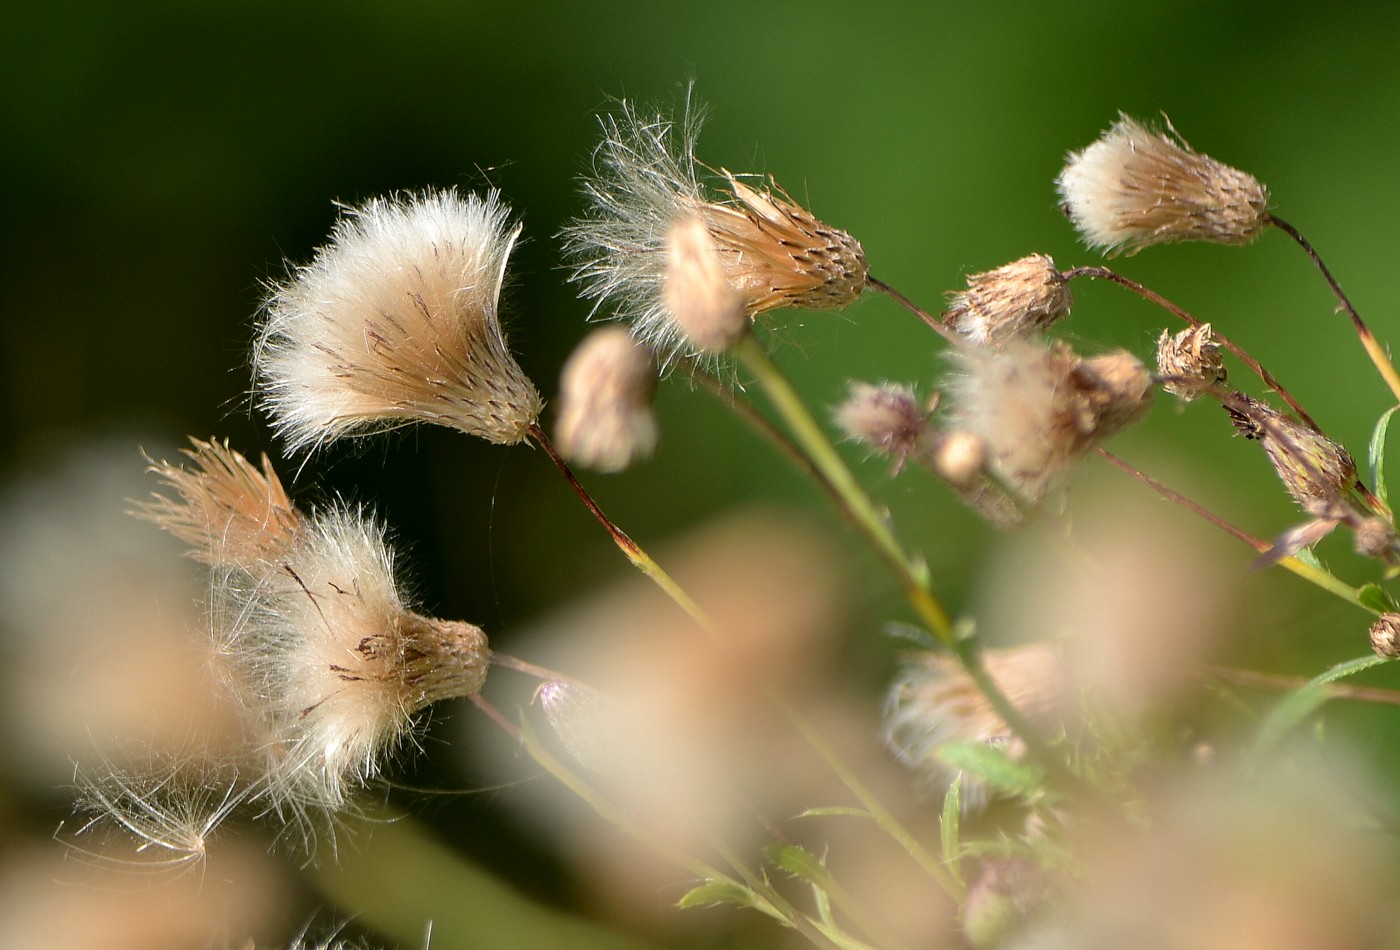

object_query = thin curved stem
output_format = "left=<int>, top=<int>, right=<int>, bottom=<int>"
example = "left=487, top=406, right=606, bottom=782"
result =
left=1268, top=214, right=1400, bottom=405
left=866, top=275, right=962, bottom=344
left=528, top=424, right=713, bottom=632
left=1064, top=265, right=1320, bottom=431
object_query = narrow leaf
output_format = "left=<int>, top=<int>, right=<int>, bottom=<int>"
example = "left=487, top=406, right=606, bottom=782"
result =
left=1369, top=404, right=1400, bottom=511
left=1358, top=582, right=1398, bottom=615
left=940, top=777, right=965, bottom=888
left=677, top=880, right=759, bottom=911
left=765, top=844, right=831, bottom=889
left=797, top=806, right=873, bottom=820
left=1249, top=654, right=1391, bottom=765
left=936, top=741, right=1044, bottom=798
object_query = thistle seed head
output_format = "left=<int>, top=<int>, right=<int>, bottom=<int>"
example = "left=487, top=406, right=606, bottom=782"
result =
left=944, top=253, right=1073, bottom=347
left=1156, top=323, right=1227, bottom=401
left=948, top=341, right=1154, bottom=503
left=554, top=326, right=659, bottom=473
left=833, top=382, right=930, bottom=467
left=663, top=214, right=749, bottom=352
left=563, top=96, right=867, bottom=366
left=256, top=188, right=542, bottom=452
left=1057, top=114, right=1270, bottom=255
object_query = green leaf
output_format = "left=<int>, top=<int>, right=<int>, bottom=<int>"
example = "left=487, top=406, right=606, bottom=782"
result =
left=677, top=880, right=759, bottom=911
left=1291, top=545, right=1325, bottom=570
left=764, top=844, right=831, bottom=889
left=1248, top=654, right=1392, bottom=766
left=936, top=742, right=1045, bottom=798
left=1358, top=582, right=1397, bottom=615
left=940, top=777, right=965, bottom=888
left=797, top=806, right=873, bottom=820
left=1369, top=404, right=1400, bottom=511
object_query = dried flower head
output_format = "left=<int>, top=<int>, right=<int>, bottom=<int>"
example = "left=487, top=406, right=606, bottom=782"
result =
left=1156, top=323, right=1227, bottom=401
left=944, top=254, right=1073, bottom=346
left=137, top=438, right=301, bottom=567
left=834, top=382, right=931, bottom=468
left=256, top=188, right=542, bottom=452
left=563, top=96, right=868, bottom=364
left=1353, top=516, right=1398, bottom=560
left=554, top=326, right=659, bottom=473
left=884, top=643, right=1066, bottom=809
left=218, top=507, right=489, bottom=811
left=1370, top=614, right=1400, bottom=658
left=1057, top=114, right=1270, bottom=255
left=662, top=214, right=748, bottom=352
left=1223, top=392, right=1357, bottom=515
left=948, top=341, right=1154, bottom=503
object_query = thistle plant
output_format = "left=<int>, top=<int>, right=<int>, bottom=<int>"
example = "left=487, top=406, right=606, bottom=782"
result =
left=56, top=94, right=1400, bottom=949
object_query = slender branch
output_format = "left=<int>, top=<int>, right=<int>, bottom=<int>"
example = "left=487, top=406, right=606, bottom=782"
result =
left=1064, top=265, right=1319, bottom=431
left=1205, top=665, right=1400, bottom=707
left=489, top=651, right=589, bottom=688
left=866, top=275, right=962, bottom=344
left=1268, top=214, right=1400, bottom=405
left=528, top=424, right=713, bottom=632
left=1096, top=448, right=1371, bottom=612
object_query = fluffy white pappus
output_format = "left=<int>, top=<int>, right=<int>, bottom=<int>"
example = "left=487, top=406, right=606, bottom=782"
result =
left=256, top=188, right=542, bottom=452
left=947, top=341, right=1152, bottom=504
left=562, top=97, right=712, bottom=367
left=554, top=326, right=659, bottom=473
left=1057, top=114, right=1270, bottom=255
left=215, top=507, right=488, bottom=813
left=66, top=756, right=250, bottom=878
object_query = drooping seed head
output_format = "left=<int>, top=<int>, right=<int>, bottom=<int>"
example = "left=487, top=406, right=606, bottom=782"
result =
left=554, top=326, right=659, bottom=473
left=1057, top=114, right=1270, bottom=255
left=1156, top=324, right=1227, bottom=401
left=256, top=188, right=542, bottom=452
left=944, top=254, right=1073, bottom=347
left=563, top=96, right=867, bottom=365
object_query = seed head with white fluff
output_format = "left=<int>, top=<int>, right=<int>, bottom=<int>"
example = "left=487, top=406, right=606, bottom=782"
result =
left=256, top=188, right=542, bottom=452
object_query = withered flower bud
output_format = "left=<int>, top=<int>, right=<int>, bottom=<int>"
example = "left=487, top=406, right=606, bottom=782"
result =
left=663, top=214, right=748, bottom=352
left=1057, top=114, right=1270, bottom=255
left=834, top=382, right=931, bottom=467
left=1370, top=613, right=1400, bottom=659
left=944, top=254, right=1073, bottom=347
left=933, top=430, right=987, bottom=489
left=1156, top=323, right=1227, bottom=401
left=1353, top=516, right=1398, bottom=560
left=1223, top=392, right=1357, bottom=515
left=555, top=327, right=659, bottom=473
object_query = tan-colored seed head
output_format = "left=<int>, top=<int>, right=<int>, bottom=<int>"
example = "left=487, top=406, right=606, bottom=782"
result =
left=1223, top=392, right=1356, bottom=515
left=1371, top=613, right=1400, bottom=658
left=555, top=326, right=659, bottom=473
left=663, top=214, right=748, bottom=352
left=1156, top=323, right=1227, bottom=401
left=1058, top=114, right=1270, bottom=255
left=944, top=254, right=1073, bottom=347
left=137, top=437, right=301, bottom=568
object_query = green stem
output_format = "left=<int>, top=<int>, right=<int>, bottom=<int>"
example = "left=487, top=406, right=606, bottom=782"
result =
left=530, top=425, right=715, bottom=632
left=733, top=335, right=951, bottom=641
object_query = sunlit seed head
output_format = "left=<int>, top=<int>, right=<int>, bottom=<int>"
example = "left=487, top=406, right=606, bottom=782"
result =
left=834, top=382, right=930, bottom=465
left=1057, top=113, right=1270, bottom=255
left=1370, top=614, right=1400, bottom=658
left=944, top=254, right=1072, bottom=347
left=1222, top=392, right=1356, bottom=515
left=256, top=188, right=542, bottom=452
left=563, top=94, right=867, bottom=367
left=554, top=326, right=659, bottom=473
left=1156, top=323, right=1227, bottom=401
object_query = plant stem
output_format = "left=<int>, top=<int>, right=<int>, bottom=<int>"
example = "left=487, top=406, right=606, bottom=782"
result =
left=1268, top=214, right=1400, bottom=405
left=866, top=275, right=961, bottom=344
left=529, top=424, right=713, bottom=631
left=1063, top=265, right=1320, bottom=431
left=1096, top=448, right=1373, bottom=613
left=732, top=335, right=952, bottom=641
left=1205, top=665, right=1400, bottom=707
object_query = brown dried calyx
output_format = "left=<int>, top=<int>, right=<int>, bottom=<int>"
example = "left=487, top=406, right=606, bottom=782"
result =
left=1157, top=324, right=1228, bottom=401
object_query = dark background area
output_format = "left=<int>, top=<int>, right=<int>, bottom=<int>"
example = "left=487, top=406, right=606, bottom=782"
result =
left=2, top=1, right=1399, bottom=946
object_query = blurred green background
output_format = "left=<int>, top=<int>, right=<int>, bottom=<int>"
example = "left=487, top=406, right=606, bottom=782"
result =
left=3, top=0, right=1400, bottom=946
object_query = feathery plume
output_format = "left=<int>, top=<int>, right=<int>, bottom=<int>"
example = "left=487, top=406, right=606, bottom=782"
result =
left=563, top=96, right=868, bottom=364
left=944, top=254, right=1073, bottom=347
left=554, top=326, right=659, bottom=473
left=834, top=382, right=932, bottom=470
left=1057, top=114, right=1270, bottom=255
left=256, top=188, right=542, bottom=452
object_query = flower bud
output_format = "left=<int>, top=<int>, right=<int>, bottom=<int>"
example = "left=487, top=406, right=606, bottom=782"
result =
left=555, top=327, right=659, bottom=473
left=1223, top=392, right=1357, bottom=515
left=944, top=254, right=1072, bottom=347
left=1156, top=323, right=1227, bottom=401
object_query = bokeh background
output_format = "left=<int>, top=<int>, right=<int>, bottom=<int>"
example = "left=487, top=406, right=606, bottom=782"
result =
left=3, top=1, right=1400, bottom=946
